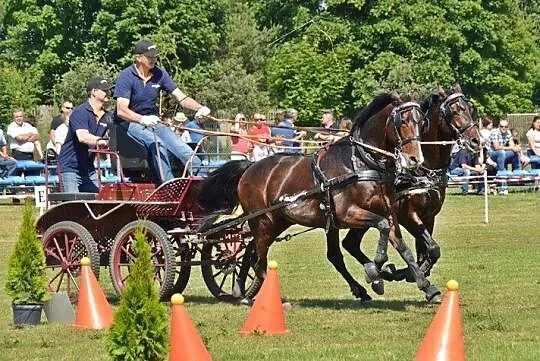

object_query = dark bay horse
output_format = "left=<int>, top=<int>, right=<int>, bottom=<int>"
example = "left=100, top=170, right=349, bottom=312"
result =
left=340, top=86, right=482, bottom=287
left=199, top=93, right=441, bottom=303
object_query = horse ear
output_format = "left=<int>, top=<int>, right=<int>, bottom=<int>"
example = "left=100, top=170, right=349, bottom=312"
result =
left=455, top=83, right=462, bottom=93
left=438, top=88, right=446, bottom=97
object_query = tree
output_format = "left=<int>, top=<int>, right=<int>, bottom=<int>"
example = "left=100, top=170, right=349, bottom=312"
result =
left=52, top=54, right=120, bottom=108
left=107, top=223, right=168, bottom=361
left=0, top=0, right=101, bottom=99
left=0, top=62, right=41, bottom=128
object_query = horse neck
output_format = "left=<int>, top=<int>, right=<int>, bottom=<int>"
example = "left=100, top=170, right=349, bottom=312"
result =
left=422, top=116, right=453, bottom=170
left=355, top=106, right=391, bottom=151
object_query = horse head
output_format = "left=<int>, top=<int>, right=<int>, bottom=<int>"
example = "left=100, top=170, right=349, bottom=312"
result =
left=387, top=94, right=425, bottom=170
left=351, top=93, right=424, bottom=171
left=428, top=84, right=482, bottom=154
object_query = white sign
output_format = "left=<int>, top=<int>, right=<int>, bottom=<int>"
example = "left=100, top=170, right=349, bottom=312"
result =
left=34, top=185, right=47, bottom=208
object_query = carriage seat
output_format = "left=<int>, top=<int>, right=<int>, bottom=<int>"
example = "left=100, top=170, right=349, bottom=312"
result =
left=107, top=121, right=186, bottom=182
left=107, top=120, right=156, bottom=182
left=47, top=192, right=97, bottom=202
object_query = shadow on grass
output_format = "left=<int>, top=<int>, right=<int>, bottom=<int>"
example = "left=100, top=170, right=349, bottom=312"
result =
left=295, top=298, right=429, bottom=311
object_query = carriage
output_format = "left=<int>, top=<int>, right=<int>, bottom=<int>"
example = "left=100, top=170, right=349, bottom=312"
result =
left=36, top=88, right=481, bottom=305
left=36, top=126, right=261, bottom=303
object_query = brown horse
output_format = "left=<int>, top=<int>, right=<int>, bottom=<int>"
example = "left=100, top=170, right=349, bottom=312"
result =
left=340, top=86, right=482, bottom=287
left=199, top=93, right=442, bottom=303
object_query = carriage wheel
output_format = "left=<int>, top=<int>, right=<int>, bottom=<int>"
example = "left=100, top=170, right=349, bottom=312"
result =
left=201, top=239, right=261, bottom=302
left=171, top=241, right=192, bottom=294
left=41, top=221, right=100, bottom=302
left=109, top=220, right=175, bottom=300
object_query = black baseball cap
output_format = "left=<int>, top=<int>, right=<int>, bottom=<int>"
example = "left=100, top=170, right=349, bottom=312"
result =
left=86, top=77, right=113, bottom=91
left=133, top=39, right=160, bottom=57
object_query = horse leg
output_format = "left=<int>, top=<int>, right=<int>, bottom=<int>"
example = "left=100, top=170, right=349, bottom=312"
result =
left=418, top=219, right=440, bottom=277
left=388, top=215, right=441, bottom=303
left=341, top=214, right=391, bottom=296
left=326, top=228, right=371, bottom=302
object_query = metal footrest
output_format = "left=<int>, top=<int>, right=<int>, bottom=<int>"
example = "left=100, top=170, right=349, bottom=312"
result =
left=47, top=192, right=97, bottom=202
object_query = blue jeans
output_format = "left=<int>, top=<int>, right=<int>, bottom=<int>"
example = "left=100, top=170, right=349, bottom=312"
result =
left=527, top=149, right=540, bottom=169
left=0, top=156, right=17, bottom=178
left=61, top=171, right=99, bottom=193
left=450, top=168, right=485, bottom=194
left=119, top=122, right=203, bottom=182
left=488, top=150, right=521, bottom=172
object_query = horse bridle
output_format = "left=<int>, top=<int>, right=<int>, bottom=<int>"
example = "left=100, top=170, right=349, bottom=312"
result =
left=389, top=101, right=423, bottom=151
left=440, top=92, right=476, bottom=135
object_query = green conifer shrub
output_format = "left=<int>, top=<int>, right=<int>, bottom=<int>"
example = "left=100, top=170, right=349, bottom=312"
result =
left=5, top=199, right=49, bottom=305
left=106, top=222, right=168, bottom=361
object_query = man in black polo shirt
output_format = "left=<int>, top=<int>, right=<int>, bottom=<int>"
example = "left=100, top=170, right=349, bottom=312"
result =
left=58, top=77, right=111, bottom=193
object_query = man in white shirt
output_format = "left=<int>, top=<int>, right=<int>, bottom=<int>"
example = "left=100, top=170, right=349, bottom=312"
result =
left=7, top=109, right=43, bottom=160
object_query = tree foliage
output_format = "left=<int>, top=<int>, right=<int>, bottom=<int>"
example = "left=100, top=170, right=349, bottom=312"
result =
left=5, top=199, right=49, bottom=305
left=0, top=0, right=539, bottom=123
left=106, top=223, right=168, bottom=361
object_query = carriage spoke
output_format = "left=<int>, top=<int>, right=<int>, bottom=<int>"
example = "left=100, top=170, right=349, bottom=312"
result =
left=53, top=238, right=67, bottom=263
left=218, top=274, right=228, bottom=290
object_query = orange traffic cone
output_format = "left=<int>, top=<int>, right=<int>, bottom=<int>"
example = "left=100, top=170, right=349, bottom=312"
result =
left=169, top=294, right=212, bottom=361
left=414, top=280, right=465, bottom=361
left=239, top=260, right=289, bottom=336
left=72, top=257, right=114, bottom=329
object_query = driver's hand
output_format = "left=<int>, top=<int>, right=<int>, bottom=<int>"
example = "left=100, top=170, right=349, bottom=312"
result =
left=195, top=106, right=211, bottom=120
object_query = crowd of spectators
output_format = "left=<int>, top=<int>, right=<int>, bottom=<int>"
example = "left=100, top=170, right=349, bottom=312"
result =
left=449, top=115, right=540, bottom=195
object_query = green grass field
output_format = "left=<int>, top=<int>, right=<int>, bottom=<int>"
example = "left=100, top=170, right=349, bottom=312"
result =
left=1, top=192, right=539, bottom=360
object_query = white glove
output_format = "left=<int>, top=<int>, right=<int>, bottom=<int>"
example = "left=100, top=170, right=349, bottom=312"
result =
left=140, top=115, right=160, bottom=126
left=194, top=106, right=211, bottom=120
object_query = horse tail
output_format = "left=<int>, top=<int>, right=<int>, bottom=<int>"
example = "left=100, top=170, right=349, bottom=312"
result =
left=198, top=160, right=253, bottom=213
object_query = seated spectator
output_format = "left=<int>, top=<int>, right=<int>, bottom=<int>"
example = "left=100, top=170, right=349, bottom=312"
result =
left=185, top=116, right=206, bottom=150
left=526, top=115, right=540, bottom=169
left=248, top=113, right=272, bottom=161
left=174, top=112, right=192, bottom=143
left=49, top=101, right=73, bottom=149
left=271, top=108, right=306, bottom=154
left=510, top=128, right=530, bottom=168
left=488, top=119, right=521, bottom=194
left=449, top=148, right=486, bottom=195
left=0, top=128, right=17, bottom=178
left=7, top=108, right=43, bottom=160
left=230, top=113, right=250, bottom=160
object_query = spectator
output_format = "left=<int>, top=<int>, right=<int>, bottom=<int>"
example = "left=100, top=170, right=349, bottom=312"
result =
left=0, top=128, right=17, bottom=178
left=184, top=116, right=206, bottom=149
left=449, top=147, right=486, bottom=195
left=271, top=108, right=306, bottom=154
left=313, top=112, right=339, bottom=142
left=510, top=128, right=530, bottom=168
left=174, top=112, right=192, bottom=143
left=47, top=113, right=70, bottom=154
left=526, top=115, right=540, bottom=169
left=49, top=101, right=73, bottom=150
left=7, top=108, right=43, bottom=160
left=230, top=113, right=250, bottom=160
left=248, top=113, right=272, bottom=161
left=488, top=119, right=521, bottom=194
left=58, top=77, right=111, bottom=193
left=114, top=39, right=210, bottom=181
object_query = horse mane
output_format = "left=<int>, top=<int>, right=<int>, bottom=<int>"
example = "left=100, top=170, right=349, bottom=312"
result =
left=350, top=93, right=397, bottom=135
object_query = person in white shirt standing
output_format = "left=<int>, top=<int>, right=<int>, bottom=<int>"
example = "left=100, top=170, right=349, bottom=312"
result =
left=7, top=108, right=43, bottom=160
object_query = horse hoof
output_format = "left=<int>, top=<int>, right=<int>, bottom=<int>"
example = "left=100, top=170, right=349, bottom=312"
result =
left=356, top=293, right=373, bottom=303
left=371, top=280, right=385, bottom=295
left=239, top=297, right=253, bottom=306
left=364, top=262, right=380, bottom=283
left=380, top=263, right=397, bottom=281
left=425, top=285, right=442, bottom=304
